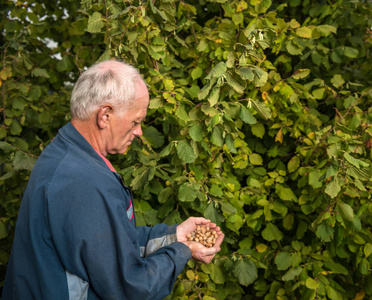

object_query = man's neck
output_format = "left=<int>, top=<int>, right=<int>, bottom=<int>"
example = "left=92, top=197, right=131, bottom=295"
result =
left=71, top=118, right=107, bottom=156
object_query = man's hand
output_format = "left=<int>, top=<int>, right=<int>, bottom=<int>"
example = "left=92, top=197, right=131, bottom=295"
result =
left=177, top=217, right=224, bottom=264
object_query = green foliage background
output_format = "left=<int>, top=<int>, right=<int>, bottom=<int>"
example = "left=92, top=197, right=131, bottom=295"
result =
left=1, top=0, right=372, bottom=298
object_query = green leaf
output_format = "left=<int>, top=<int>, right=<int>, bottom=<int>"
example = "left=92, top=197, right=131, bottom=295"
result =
left=176, top=140, right=197, bottom=164
left=344, top=152, right=369, bottom=168
left=206, top=62, right=226, bottom=79
left=287, top=156, right=300, bottom=173
left=292, top=69, right=310, bottom=80
left=13, top=151, right=36, bottom=171
left=343, top=47, right=359, bottom=58
left=251, top=122, right=265, bottom=138
left=240, top=105, right=257, bottom=124
left=210, top=264, right=225, bottom=284
left=144, top=208, right=160, bottom=226
left=262, top=223, right=283, bottom=242
left=210, top=126, right=224, bottom=147
left=39, top=111, right=51, bottom=124
left=158, top=187, right=173, bottom=203
left=32, top=68, right=49, bottom=78
left=346, top=165, right=371, bottom=181
left=225, top=73, right=245, bottom=94
left=249, top=153, right=263, bottom=165
left=331, top=74, right=345, bottom=88
left=252, top=67, right=268, bottom=87
left=56, top=55, right=72, bottom=72
left=0, top=222, right=8, bottom=239
left=282, top=267, right=302, bottom=281
left=210, top=184, right=223, bottom=197
left=325, top=177, right=341, bottom=198
left=326, top=285, right=343, bottom=300
left=204, top=202, right=224, bottom=225
left=12, top=98, right=27, bottom=110
left=324, top=261, right=348, bottom=275
left=189, top=124, right=204, bottom=142
left=276, top=185, right=297, bottom=202
left=316, top=24, right=337, bottom=36
left=296, top=27, right=312, bottom=38
left=208, top=87, right=220, bottom=106
left=178, top=183, right=197, bottom=202
left=221, top=202, right=237, bottom=215
left=275, top=252, right=292, bottom=271
left=249, top=100, right=271, bottom=120
left=159, top=143, right=173, bottom=157
left=336, top=201, right=354, bottom=222
left=226, top=134, right=237, bottom=153
left=316, top=223, right=334, bottom=242
left=308, top=170, right=323, bottom=189
left=175, top=105, right=191, bottom=123
left=198, top=78, right=216, bottom=100
left=233, top=259, right=257, bottom=286
left=87, top=12, right=105, bottom=33
left=238, top=68, right=254, bottom=81
left=143, top=126, right=164, bottom=148
left=305, top=278, right=319, bottom=290
left=9, top=120, right=22, bottom=135
left=131, top=167, right=150, bottom=190
left=286, top=39, right=303, bottom=55
left=191, top=66, right=203, bottom=80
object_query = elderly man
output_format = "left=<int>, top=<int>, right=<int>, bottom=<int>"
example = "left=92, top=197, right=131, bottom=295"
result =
left=3, top=60, right=224, bottom=299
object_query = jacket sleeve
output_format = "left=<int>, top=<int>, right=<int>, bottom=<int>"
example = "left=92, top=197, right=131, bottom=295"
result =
left=136, top=224, right=179, bottom=257
left=47, top=169, right=191, bottom=300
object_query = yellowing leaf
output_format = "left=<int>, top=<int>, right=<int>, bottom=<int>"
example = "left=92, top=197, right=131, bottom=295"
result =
left=289, top=19, right=300, bottom=29
left=296, top=27, right=312, bottom=38
left=306, top=278, right=319, bottom=290
left=275, top=128, right=283, bottom=143
left=256, top=244, right=268, bottom=253
left=186, top=270, right=195, bottom=280
left=249, top=153, right=263, bottom=165
left=292, top=69, right=310, bottom=80
left=287, top=156, right=300, bottom=173
left=353, top=290, right=365, bottom=300
left=364, top=243, right=372, bottom=258
left=0, top=66, right=12, bottom=80
left=236, top=0, right=248, bottom=12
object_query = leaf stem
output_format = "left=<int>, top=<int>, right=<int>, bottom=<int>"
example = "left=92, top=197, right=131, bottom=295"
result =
left=2, top=46, right=8, bottom=141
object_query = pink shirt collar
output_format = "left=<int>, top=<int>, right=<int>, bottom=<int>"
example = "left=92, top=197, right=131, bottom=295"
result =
left=94, top=149, right=117, bottom=173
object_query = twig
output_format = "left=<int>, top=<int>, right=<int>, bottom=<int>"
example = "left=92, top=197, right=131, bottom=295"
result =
left=2, top=46, right=8, bottom=142
left=104, top=0, right=111, bottom=43
left=305, top=95, right=363, bottom=164
left=116, top=6, right=141, bottom=54
left=8, top=143, right=39, bottom=159
left=179, top=0, right=198, bottom=44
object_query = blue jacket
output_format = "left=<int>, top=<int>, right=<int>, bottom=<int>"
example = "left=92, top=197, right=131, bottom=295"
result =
left=3, top=122, right=192, bottom=300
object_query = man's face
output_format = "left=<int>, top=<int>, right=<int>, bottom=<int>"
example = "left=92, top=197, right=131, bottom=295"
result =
left=107, top=81, right=149, bottom=154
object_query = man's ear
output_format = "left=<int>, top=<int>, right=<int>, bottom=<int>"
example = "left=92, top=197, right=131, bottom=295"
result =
left=97, top=105, right=113, bottom=129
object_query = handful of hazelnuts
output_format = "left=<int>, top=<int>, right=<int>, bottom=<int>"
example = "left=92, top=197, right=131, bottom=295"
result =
left=186, top=225, right=218, bottom=248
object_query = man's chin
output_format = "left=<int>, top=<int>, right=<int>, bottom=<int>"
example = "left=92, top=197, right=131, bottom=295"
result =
left=119, top=145, right=131, bottom=154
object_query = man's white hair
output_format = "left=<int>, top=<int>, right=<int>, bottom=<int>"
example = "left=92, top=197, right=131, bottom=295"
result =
left=70, top=60, right=144, bottom=120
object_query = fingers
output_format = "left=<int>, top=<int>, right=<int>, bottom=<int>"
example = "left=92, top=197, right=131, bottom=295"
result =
left=191, top=217, right=211, bottom=225
left=213, top=233, right=225, bottom=248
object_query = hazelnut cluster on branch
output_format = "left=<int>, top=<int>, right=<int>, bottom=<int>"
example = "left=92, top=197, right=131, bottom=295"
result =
left=186, top=225, right=218, bottom=248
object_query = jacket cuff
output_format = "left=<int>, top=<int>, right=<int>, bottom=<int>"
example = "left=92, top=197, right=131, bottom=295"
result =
left=166, top=224, right=178, bottom=244
left=171, top=241, right=192, bottom=261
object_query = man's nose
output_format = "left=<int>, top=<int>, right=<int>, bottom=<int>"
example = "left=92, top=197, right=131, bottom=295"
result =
left=133, top=125, right=142, bottom=137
